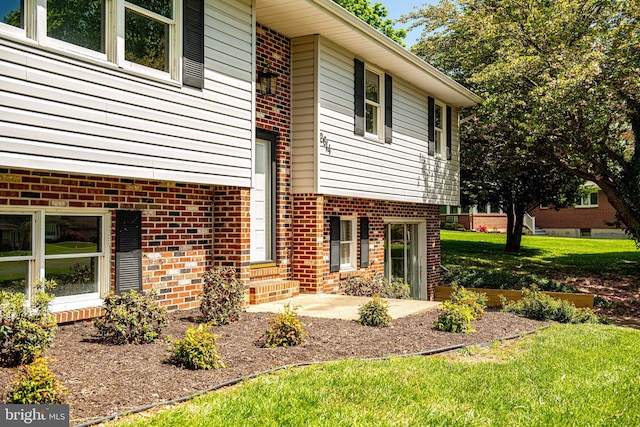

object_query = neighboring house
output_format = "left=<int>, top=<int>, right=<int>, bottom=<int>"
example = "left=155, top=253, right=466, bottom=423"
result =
left=440, top=204, right=507, bottom=232
left=530, top=183, right=627, bottom=238
left=441, top=184, right=627, bottom=238
left=0, top=0, right=480, bottom=323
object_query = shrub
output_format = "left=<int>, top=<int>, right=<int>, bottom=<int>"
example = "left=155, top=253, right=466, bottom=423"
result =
left=449, top=284, right=487, bottom=319
left=340, top=274, right=411, bottom=300
left=435, top=301, right=476, bottom=333
left=94, top=290, right=167, bottom=344
left=358, top=296, right=392, bottom=327
left=200, top=267, right=245, bottom=325
left=0, top=280, right=57, bottom=366
left=441, top=222, right=464, bottom=231
left=7, top=356, right=67, bottom=404
left=500, top=286, right=601, bottom=324
left=444, top=267, right=577, bottom=293
left=170, top=324, right=225, bottom=370
left=262, top=304, right=308, bottom=348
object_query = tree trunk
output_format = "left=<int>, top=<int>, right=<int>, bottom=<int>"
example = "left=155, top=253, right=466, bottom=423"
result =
left=505, top=204, right=526, bottom=253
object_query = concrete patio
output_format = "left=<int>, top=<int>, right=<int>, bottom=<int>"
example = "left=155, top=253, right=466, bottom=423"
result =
left=245, top=293, right=441, bottom=321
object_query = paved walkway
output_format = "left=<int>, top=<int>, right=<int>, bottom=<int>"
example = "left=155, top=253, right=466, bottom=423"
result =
left=245, top=293, right=441, bottom=320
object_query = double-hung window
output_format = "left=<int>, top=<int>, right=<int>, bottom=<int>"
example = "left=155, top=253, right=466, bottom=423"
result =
left=434, top=103, right=443, bottom=155
left=0, top=210, right=110, bottom=311
left=365, top=68, right=382, bottom=137
left=576, top=191, right=598, bottom=208
left=354, top=59, right=392, bottom=143
left=339, top=218, right=356, bottom=270
left=0, top=0, right=190, bottom=83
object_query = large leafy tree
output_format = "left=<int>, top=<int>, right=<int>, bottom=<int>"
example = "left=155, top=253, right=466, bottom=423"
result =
left=333, top=0, right=407, bottom=46
left=402, top=0, right=640, bottom=243
left=461, top=116, right=583, bottom=252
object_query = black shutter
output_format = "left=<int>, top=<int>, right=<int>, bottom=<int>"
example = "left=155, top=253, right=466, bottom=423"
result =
left=116, top=210, right=142, bottom=293
left=359, top=217, right=369, bottom=268
left=428, top=96, right=435, bottom=156
left=354, top=59, right=365, bottom=136
left=330, top=216, right=341, bottom=273
left=446, top=106, right=452, bottom=160
left=384, top=74, right=392, bottom=143
left=183, top=0, right=204, bottom=88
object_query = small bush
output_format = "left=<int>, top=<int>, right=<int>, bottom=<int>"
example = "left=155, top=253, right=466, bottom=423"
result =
left=0, top=280, right=57, bottom=366
left=7, top=356, right=67, bottom=404
left=340, top=274, right=411, bottom=300
left=94, top=290, right=167, bottom=344
left=358, top=297, right=392, bottom=327
left=200, top=267, right=245, bottom=325
left=441, top=222, right=464, bottom=231
left=262, top=304, right=308, bottom=348
left=500, top=286, right=601, bottom=324
left=435, top=301, right=476, bottom=333
left=449, top=284, right=487, bottom=319
left=170, top=324, right=224, bottom=370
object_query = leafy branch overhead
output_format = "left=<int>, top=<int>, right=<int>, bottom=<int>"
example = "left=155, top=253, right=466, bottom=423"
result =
left=403, top=0, right=640, bottom=244
left=333, top=0, right=407, bottom=46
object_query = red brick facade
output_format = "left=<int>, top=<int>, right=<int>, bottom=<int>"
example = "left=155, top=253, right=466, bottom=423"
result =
left=531, top=190, right=618, bottom=230
left=253, top=24, right=293, bottom=288
left=293, top=195, right=442, bottom=298
left=0, top=168, right=221, bottom=321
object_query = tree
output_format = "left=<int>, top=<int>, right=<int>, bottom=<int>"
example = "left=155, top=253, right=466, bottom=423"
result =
left=333, top=0, right=407, bottom=46
left=402, top=0, right=640, bottom=243
left=461, top=116, right=583, bottom=252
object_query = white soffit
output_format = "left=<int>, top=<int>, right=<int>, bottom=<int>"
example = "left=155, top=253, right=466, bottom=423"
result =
left=255, top=0, right=481, bottom=108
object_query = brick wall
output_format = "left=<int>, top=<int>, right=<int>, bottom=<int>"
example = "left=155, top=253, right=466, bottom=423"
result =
left=292, top=195, right=326, bottom=293
left=212, top=186, right=251, bottom=285
left=254, top=24, right=293, bottom=281
left=0, top=168, right=217, bottom=320
left=292, top=194, right=441, bottom=299
left=531, top=190, right=619, bottom=230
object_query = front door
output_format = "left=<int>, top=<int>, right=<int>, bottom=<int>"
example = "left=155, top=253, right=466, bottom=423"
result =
left=384, top=222, right=426, bottom=299
left=251, top=136, right=275, bottom=263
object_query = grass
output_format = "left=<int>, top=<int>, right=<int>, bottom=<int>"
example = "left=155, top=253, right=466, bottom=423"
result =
left=112, top=324, right=640, bottom=427
left=441, top=230, right=640, bottom=276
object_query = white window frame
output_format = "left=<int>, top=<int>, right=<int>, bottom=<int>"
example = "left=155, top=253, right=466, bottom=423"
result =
left=365, top=65, right=384, bottom=140
left=434, top=101, right=445, bottom=156
left=339, top=217, right=356, bottom=271
left=576, top=191, right=599, bottom=208
left=0, top=0, right=181, bottom=82
left=0, top=208, right=111, bottom=312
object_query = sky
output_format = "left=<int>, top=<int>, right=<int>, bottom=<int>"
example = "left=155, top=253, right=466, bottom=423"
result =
left=384, top=0, right=438, bottom=48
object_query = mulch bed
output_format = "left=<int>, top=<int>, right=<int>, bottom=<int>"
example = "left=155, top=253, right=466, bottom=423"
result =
left=0, top=308, right=550, bottom=426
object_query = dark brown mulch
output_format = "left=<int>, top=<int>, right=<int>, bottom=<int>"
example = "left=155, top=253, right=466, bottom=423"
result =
left=0, top=308, right=549, bottom=426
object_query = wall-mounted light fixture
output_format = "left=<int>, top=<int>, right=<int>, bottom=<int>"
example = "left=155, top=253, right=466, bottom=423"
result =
left=257, top=65, right=278, bottom=97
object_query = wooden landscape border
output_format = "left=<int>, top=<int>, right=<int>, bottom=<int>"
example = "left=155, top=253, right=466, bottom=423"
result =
left=434, top=286, right=595, bottom=308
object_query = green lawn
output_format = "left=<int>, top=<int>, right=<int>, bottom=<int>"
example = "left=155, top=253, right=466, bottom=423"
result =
left=112, top=324, right=640, bottom=427
left=440, top=230, right=640, bottom=276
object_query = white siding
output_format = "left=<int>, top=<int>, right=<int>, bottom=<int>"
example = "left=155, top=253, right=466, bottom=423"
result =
left=308, top=37, right=460, bottom=205
left=290, top=36, right=318, bottom=194
left=0, top=0, right=254, bottom=187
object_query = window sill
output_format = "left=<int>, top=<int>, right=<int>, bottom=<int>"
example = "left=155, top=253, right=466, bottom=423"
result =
left=49, top=294, right=103, bottom=313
